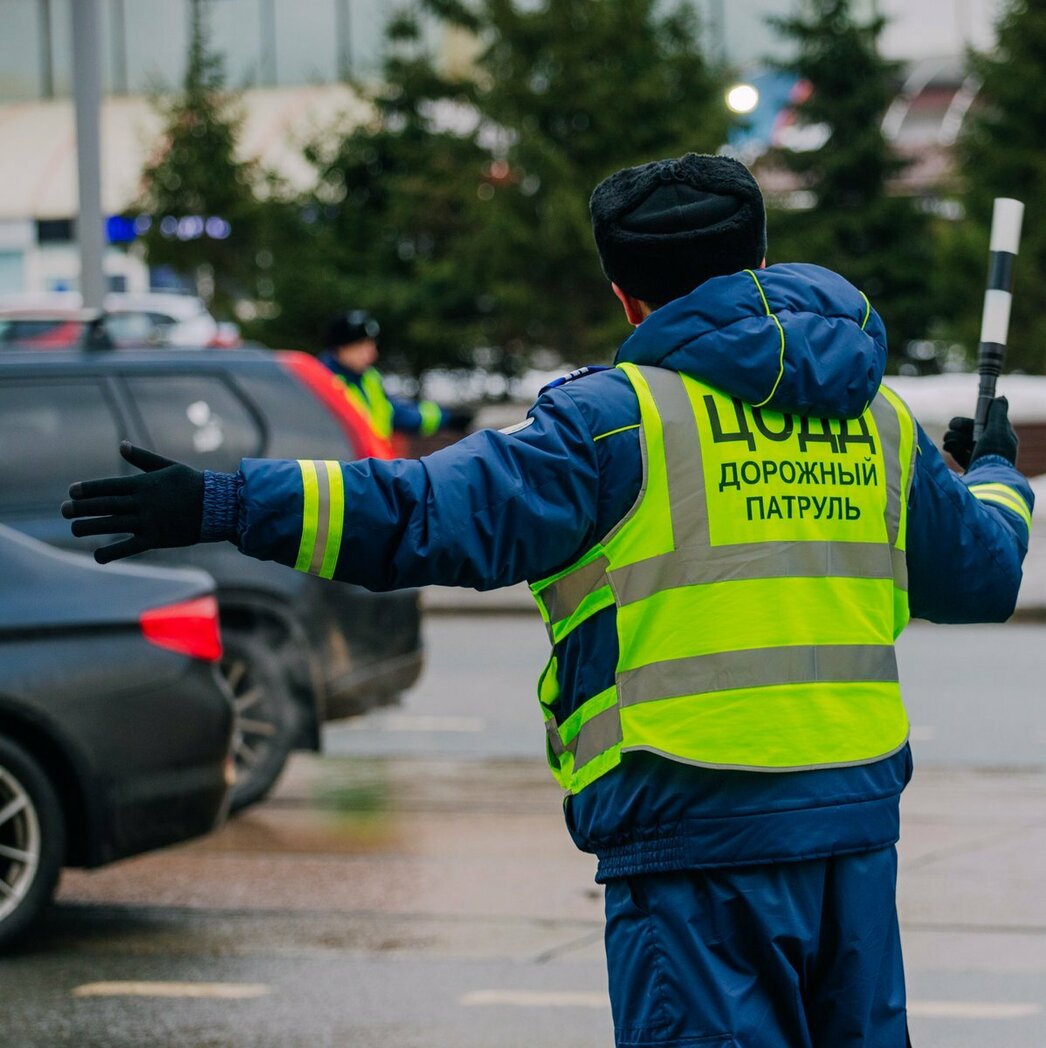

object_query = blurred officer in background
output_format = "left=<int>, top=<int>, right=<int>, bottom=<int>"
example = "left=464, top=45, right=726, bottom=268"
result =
left=320, top=310, right=472, bottom=451
left=64, top=154, right=1033, bottom=1047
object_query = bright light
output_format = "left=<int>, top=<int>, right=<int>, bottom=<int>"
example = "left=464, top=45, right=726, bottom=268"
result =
left=726, top=84, right=760, bottom=115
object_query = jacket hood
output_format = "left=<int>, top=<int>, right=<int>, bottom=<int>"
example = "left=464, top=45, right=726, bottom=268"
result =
left=614, top=263, right=887, bottom=419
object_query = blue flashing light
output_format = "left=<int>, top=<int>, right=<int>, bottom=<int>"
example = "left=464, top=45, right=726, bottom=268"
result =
left=106, top=215, right=138, bottom=243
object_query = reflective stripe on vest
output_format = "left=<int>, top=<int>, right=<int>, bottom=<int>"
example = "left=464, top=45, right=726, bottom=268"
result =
left=530, top=365, right=916, bottom=793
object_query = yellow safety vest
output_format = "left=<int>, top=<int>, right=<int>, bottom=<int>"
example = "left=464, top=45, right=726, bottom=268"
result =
left=530, top=363, right=917, bottom=794
left=338, top=368, right=443, bottom=443
left=339, top=368, right=396, bottom=443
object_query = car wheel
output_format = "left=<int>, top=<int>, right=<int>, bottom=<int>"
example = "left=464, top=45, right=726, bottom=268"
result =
left=0, top=737, right=65, bottom=950
left=221, top=629, right=301, bottom=813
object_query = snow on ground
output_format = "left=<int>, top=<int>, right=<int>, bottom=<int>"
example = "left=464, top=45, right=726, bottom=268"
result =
left=887, top=373, right=1046, bottom=427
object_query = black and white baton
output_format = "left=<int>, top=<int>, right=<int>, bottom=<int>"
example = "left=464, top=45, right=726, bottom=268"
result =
left=974, top=197, right=1024, bottom=440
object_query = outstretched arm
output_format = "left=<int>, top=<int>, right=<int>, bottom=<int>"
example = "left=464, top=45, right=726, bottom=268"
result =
left=63, top=389, right=605, bottom=591
left=62, top=444, right=207, bottom=563
left=388, top=396, right=472, bottom=436
left=235, top=390, right=602, bottom=590
left=906, top=400, right=1033, bottom=623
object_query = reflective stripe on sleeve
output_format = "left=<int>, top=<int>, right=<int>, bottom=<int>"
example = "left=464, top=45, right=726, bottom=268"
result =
left=319, top=460, right=346, bottom=579
left=294, top=459, right=347, bottom=578
left=419, top=400, right=443, bottom=437
left=294, top=459, right=320, bottom=573
left=968, top=483, right=1033, bottom=531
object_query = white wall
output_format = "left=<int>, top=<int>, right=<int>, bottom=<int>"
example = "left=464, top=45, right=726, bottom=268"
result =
left=19, top=243, right=149, bottom=295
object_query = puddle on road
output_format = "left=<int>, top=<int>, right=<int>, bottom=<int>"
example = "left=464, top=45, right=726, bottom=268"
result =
left=199, top=759, right=402, bottom=856
left=56, top=755, right=583, bottom=925
left=312, top=777, right=389, bottom=818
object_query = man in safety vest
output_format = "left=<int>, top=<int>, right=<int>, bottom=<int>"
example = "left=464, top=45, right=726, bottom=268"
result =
left=64, top=154, right=1032, bottom=1047
left=320, top=309, right=472, bottom=453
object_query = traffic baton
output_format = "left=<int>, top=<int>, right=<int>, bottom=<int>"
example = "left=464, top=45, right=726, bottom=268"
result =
left=974, top=197, right=1024, bottom=440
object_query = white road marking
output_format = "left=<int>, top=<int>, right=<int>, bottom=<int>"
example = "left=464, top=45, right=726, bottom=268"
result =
left=460, top=990, right=609, bottom=1009
left=73, top=982, right=271, bottom=1000
left=908, top=1000, right=1040, bottom=1020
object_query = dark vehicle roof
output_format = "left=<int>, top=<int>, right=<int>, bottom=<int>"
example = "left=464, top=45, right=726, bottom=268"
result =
left=0, top=344, right=356, bottom=463
left=0, top=523, right=213, bottom=631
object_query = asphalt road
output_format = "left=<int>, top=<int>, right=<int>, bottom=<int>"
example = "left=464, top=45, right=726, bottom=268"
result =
left=1, top=613, right=1044, bottom=1047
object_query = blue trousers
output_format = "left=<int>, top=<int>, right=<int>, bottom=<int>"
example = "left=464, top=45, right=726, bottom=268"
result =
left=604, top=847, right=908, bottom=1047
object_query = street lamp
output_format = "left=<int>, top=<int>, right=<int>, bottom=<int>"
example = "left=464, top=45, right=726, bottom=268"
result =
left=726, top=83, right=760, bottom=115
left=72, top=0, right=105, bottom=308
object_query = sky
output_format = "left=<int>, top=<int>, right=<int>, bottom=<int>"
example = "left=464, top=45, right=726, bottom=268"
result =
left=717, top=0, right=1006, bottom=68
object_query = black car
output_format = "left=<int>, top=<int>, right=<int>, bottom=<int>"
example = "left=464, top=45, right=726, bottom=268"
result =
left=0, top=347, right=423, bottom=810
left=0, top=524, right=232, bottom=948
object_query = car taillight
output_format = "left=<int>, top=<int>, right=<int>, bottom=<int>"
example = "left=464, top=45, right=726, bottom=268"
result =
left=140, top=596, right=223, bottom=662
left=206, top=323, right=242, bottom=349
left=275, top=350, right=392, bottom=460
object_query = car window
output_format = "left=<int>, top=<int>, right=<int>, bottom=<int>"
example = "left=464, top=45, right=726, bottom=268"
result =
left=0, top=380, right=123, bottom=511
left=106, top=312, right=158, bottom=346
left=106, top=312, right=179, bottom=347
left=125, top=374, right=262, bottom=470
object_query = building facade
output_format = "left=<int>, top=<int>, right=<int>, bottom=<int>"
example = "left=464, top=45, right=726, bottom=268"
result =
left=0, top=0, right=1000, bottom=104
left=0, top=0, right=1002, bottom=295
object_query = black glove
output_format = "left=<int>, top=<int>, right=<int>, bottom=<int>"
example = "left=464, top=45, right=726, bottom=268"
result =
left=62, top=442, right=204, bottom=564
left=442, top=407, right=475, bottom=433
left=943, top=396, right=1018, bottom=470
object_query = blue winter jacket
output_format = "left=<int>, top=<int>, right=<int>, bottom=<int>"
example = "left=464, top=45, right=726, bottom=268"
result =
left=203, top=263, right=1033, bottom=881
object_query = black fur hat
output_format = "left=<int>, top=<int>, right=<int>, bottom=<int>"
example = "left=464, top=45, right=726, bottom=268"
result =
left=589, top=153, right=767, bottom=304
left=324, top=309, right=381, bottom=348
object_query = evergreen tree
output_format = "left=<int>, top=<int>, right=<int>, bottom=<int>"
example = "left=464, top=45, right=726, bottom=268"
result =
left=259, top=0, right=730, bottom=372
left=953, top=0, right=1046, bottom=373
left=460, top=0, right=731, bottom=359
left=765, top=0, right=935, bottom=358
left=137, top=0, right=267, bottom=318
left=257, top=11, right=490, bottom=372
